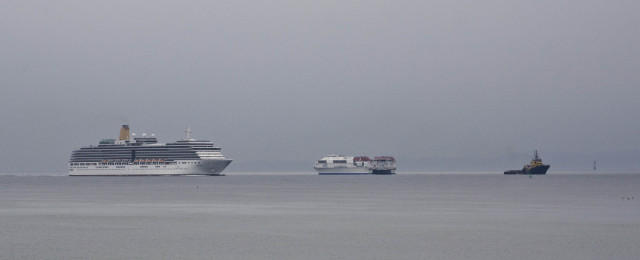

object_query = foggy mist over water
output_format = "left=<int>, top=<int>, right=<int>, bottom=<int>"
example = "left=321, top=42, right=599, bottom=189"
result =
left=1, top=1, right=640, bottom=173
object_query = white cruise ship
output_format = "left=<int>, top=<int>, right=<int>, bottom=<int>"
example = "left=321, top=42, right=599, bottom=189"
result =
left=69, top=125, right=232, bottom=176
left=313, top=155, right=396, bottom=175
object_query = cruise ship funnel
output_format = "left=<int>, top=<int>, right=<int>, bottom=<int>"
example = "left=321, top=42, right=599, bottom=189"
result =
left=118, top=125, right=130, bottom=141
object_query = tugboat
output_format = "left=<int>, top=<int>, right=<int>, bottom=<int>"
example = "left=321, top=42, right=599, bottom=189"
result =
left=504, top=150, right=550, bottom=175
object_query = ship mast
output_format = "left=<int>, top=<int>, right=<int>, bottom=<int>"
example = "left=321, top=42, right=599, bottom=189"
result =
left=185, top=126, right=193, bottom=140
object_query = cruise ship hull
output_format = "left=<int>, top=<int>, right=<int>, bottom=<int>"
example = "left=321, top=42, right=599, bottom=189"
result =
left=69, top=159, right=232, bottom=176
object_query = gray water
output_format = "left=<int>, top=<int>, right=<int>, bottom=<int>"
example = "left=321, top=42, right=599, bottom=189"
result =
left=1, top=172, right=639, bottom=259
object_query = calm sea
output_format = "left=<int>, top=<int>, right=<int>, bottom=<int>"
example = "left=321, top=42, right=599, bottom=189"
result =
left=1, top=172, right=639, bottom=259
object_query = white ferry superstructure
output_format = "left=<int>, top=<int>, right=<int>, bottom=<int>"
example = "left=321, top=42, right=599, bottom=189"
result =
left=314, top=155, right=373, bottom=175
left=314, top=155, right=397, bottom=175
left=69, top=125, right=232, bottom=176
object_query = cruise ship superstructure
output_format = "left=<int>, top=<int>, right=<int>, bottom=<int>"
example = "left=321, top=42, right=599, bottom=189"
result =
left=69, top=125, right=232, bottom=176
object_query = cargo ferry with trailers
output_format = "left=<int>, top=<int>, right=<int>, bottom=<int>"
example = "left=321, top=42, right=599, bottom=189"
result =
left=370, top=156, right=397, bottom=175
left=69, top=125, right=232, bottom=176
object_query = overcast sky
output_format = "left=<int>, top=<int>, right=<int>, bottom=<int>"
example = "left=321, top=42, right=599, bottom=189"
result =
left=1, top=1, right=639, bottom=173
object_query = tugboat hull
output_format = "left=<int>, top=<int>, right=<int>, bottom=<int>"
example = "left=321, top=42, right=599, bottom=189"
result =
left=504, top=165, right=550, bottom=175
left=527, top=165, right=550, bottom=175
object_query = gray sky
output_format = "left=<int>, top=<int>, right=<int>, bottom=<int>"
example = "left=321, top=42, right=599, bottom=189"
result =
left=1, top=1, right=639, bottom=172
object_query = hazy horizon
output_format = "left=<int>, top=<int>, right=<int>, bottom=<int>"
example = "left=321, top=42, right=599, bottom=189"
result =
left=2, top=1, right=639, bottom=173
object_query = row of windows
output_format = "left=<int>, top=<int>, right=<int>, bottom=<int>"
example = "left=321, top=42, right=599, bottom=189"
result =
left=74, top=150, right=200, bottom=154
left=85, top=145, right=219, bottom=150
left=317, top=160, right=351, bottom=164
left=72, top=154, right=200, bottom=158
left=71, top=165, right=176, bottom=169
left=75, top=151, right=212, bottom=155
left=69, top=161, right=197, bottom=165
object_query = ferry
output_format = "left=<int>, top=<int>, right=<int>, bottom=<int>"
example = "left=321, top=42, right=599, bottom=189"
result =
left=69, top=125, right=232, bottom=176
left=314, top=155, right=396, bottom=175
